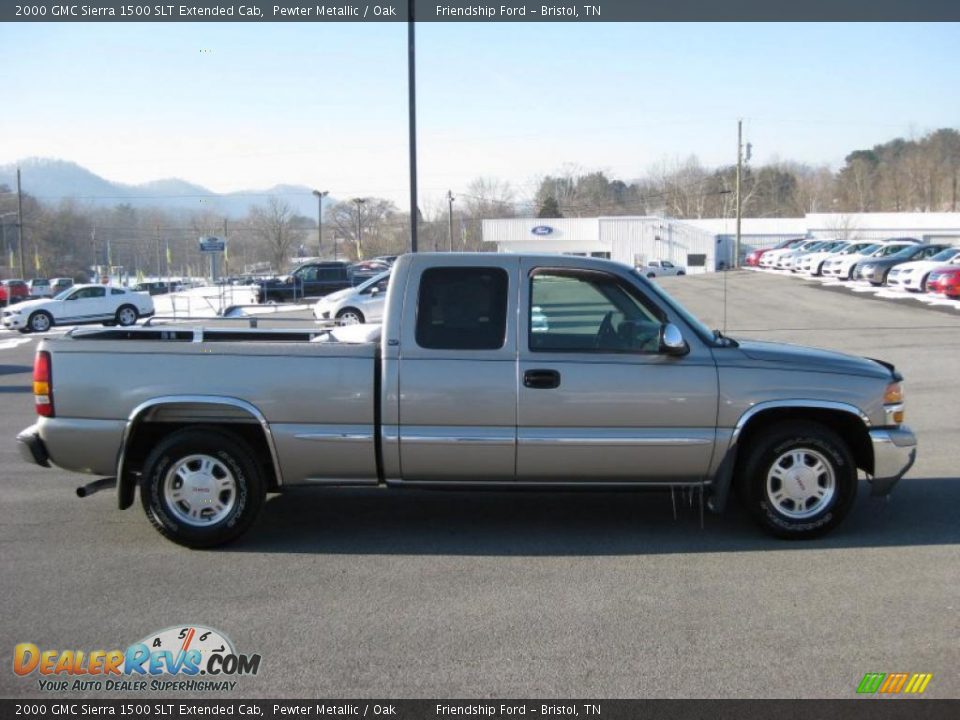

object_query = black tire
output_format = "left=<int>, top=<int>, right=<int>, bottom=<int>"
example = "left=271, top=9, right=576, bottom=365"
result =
left=28, top=310, right=53, bottom=333
left=920, top=274, right=930, bottom=292
left=736, top=421, right=857, bottom=539
left=115, top=304, right=138, bottom=327
left=336, top=307, right=365, bottom=325
left=140, top=428, right=266, bottom=548
left=677, top=271, right=686, bottom=276
left=646, top=272, right=656, bottom=279
left=814, top=262, right=824, bottom=276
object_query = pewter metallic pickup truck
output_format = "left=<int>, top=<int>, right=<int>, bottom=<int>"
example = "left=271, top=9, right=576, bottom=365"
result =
left=17, top=254, right=917, bottom=547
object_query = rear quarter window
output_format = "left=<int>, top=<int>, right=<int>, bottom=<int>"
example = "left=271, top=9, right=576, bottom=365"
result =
left=415, top=267, right=508, bottom=350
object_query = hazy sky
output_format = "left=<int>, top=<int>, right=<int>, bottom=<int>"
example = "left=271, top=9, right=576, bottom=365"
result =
left=3, top=22, right=959, bottom=209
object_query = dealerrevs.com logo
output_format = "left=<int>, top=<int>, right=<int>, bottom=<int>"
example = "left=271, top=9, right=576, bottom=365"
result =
left=14, top=625, right=261, bottom=693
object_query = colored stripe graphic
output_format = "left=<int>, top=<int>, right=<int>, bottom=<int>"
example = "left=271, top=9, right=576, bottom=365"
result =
left=904, top=673, right=933, bottom=694
left=879, top=672, right=909, bottom=693
left=857, top=673, right=886, bottom=694
left=858, top=672, right=933, bottom=695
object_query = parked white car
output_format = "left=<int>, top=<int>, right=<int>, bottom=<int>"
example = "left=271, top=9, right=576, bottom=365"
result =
left=760, top=241, right=813, bottom=268
left=642, top=260, right=686, bottom=277
left=797, top=241, right=849, bottom=275
left=1, top=284, right=155, bottom=333
left=777, top=240, right=832, bottom=271
left=886, top=247, right=960, bottom=292
left=821, top=240, right=918, bottom=280
left=313, top=271, right=389, bottom=325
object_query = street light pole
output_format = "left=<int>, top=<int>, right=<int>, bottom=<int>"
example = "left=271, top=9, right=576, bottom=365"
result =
left=446, top=190, right=455, bottom=251
left=312, top=189, right=329, bottom=259
left=16, top=167, right=25, bottom=278
left=408, top=8, right=418, bottom=253
left=352, top=198, right=366, bottom=259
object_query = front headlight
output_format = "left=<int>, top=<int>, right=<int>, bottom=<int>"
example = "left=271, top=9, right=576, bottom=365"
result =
left=884, top=381, right=904, bottom=425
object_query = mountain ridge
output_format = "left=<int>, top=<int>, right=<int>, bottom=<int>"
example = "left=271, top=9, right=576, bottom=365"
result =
left=0, top=158, right=330, bottom=218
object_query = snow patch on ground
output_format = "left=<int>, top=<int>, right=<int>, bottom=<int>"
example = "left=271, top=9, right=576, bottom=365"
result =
left=0, top=337, right=32, bottom=350
left=151, top=285, right=258, bottom=319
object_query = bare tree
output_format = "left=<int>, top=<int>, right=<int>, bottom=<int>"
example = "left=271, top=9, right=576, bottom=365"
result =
left=248, top=197, right=304, bottom=273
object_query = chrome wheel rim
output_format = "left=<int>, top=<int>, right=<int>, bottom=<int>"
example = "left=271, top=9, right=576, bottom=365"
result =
left=765, top=448, right=836, bottom=519
left=118, top=307, right=137, bottom=325
left=31, top=314, right=50, bottom=332
left=163, top=454, right=237, bottom=527
left=338, top=312, right=362, bottom=325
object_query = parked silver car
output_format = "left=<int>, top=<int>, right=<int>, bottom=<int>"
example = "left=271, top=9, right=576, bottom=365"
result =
left=313, top=271, right=389, bottom=324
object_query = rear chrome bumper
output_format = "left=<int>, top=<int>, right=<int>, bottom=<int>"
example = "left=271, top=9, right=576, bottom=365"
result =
left=869, top=426, right=917, bottom=496
left=16, top=423, right=50, bottom=468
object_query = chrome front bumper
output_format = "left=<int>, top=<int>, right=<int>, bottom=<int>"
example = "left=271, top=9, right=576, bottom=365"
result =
left=869, top=426, right=917, bottom=496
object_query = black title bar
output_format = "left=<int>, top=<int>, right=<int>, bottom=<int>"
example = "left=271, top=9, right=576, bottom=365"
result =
left=3, top=0, right=960, bottom=22
left=1, top=700, right=959, bottom=719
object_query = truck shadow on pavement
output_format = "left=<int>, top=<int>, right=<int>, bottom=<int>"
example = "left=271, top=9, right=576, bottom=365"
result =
left=226, top=477, right=960, bottom=555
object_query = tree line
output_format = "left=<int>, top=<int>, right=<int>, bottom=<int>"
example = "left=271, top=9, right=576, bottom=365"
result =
left=0, top=127, right=957, bottom=281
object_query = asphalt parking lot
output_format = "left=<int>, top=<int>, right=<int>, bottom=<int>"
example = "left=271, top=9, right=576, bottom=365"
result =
left=1, top=270, right=958, bottom=699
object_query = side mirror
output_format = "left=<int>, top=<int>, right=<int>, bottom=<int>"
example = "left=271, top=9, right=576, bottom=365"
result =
left=370, top=286, right=380, bottom=296
left=659, top=323, right=688, bottom=356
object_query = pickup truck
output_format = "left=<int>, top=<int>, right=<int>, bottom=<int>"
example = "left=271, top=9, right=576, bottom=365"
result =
left=641, top=260, right=686, bottom=278
left=16, top=253, right=917, bottom=548
left=255, top=261, right=354, bottom=303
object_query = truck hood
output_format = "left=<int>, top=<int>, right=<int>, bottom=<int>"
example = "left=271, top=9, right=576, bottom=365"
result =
left=734, top=339, right=892, bottom=379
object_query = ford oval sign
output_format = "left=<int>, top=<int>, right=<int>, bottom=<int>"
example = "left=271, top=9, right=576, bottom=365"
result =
left=531, top=225, right=554, bottom=236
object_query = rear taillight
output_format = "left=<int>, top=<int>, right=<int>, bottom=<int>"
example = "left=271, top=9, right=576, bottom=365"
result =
left=33, top=351, right=54, bottom=417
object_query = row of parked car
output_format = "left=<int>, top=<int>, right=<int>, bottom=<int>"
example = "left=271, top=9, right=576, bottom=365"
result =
left=255, top=257, right=396, bottom=304
left=746, top=237, right=960, bottom=297
left=0, top=277, right=75, bottom=305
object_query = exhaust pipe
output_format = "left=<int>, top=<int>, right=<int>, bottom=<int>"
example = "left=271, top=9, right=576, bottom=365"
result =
left=76, top=477, right=116, bottom=498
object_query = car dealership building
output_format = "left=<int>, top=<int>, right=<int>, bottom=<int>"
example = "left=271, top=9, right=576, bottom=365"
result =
left=482, top=213, right=960, bottom=272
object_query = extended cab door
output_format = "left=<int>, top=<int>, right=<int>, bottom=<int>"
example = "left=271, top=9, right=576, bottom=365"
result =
left=517, top=258, right=718, bottom=482
left=394, top=256, right=519, bottom=480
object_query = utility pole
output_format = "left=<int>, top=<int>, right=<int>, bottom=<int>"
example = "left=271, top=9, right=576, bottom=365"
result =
left=408, top=9, right=418, bottom=253
left=155, top=225, right=161, bottom=279
left=446, top=190, right=455, bottom=251
left=352, top=198, right=366, bottom=259
left=734, top=120, right=743, bottom=269
left=312, top=189, right=329, bottom=258
left=16, top=167, right=25, bottom=278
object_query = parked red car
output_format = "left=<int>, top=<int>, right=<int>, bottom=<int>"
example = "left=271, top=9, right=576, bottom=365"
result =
left=744, top=238, right=807, bottom=267
left=1, top=279, right=30, bottom=306
left=927, top=266, right=960, bottom=298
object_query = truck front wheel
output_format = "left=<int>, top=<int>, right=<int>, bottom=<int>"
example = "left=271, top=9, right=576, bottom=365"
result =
left=140, top=428, right=266, bottom=548
left=738, top=421, right=857, bottom=539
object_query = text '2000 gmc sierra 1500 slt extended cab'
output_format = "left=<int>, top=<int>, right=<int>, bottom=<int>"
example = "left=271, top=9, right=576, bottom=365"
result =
left=17, top=254, right=916, bottom=547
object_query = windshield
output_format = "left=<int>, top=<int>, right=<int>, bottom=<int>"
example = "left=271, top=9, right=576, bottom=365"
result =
left=636, top=270, right=715, bottom=344
left=930, top=247, right=960, bottom=262
left=888, top=246, right=923, bottom=260
left=355, top=271, right=390, bottom=292
left=52, top=288, right=76, bottom=300
left=875, top=244, right=910, bottom=257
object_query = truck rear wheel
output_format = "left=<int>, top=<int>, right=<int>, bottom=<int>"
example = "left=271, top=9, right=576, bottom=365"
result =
left=140, top=428, right=265, bottom=548
left=737, top=421, right=857, bottom=539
